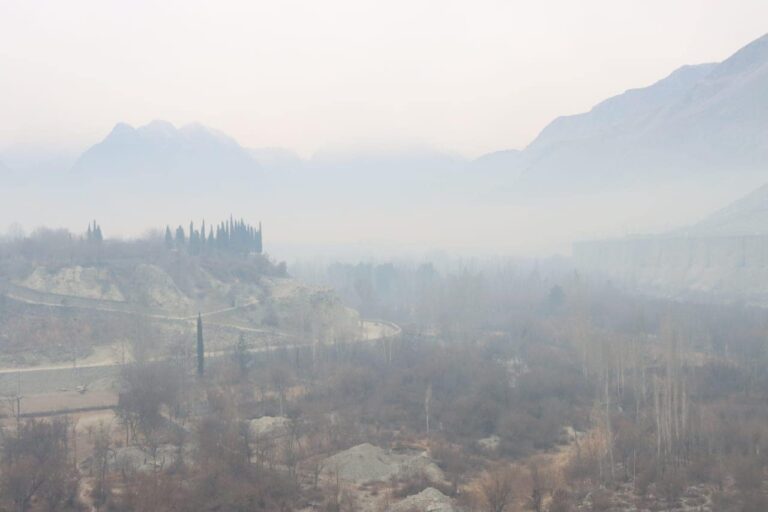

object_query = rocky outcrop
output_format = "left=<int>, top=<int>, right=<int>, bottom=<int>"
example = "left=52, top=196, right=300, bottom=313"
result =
left=322, top=443, right=446, bottom=485
left=248, top=416, right=291, bottom=439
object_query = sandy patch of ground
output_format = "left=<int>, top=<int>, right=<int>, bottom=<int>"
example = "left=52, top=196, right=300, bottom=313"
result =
left=20, top=266, right=125, bottom=301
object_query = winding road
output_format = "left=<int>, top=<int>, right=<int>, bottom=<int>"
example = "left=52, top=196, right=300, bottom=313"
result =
left=0, top=285, right=400, bottom=407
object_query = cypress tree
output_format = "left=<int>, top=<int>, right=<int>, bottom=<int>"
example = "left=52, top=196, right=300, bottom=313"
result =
left=175, top=226, right=185, bottom=246
left=196, top=313, right=204, bottom=377
left=165, top=226, right=173, bottom=247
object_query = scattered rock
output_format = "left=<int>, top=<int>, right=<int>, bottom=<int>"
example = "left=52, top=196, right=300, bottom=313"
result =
left=477, top=435, right=501, bottom=452
left=249, top=416, right=291, bottom=439
left=388, top=487, right=456, bottom=512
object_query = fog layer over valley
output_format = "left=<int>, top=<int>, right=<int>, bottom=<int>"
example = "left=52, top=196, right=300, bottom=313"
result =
left=5, top=34, right=768, bottom=255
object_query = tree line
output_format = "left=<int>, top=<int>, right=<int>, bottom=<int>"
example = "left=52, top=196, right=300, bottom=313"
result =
left=165, top=216, right=263, bottom=255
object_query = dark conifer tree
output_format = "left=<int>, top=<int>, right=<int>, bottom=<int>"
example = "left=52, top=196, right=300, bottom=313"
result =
left=165, top=226, right=173, bottom=247
left=175, top=225, right=185, bottom=246
left=197, top=313, right=204, bottom=377
left=93, top=222, right=103, bottom=243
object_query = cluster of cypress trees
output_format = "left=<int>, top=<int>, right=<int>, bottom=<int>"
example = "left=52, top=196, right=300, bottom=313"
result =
left=85, top=220, right=104, bottom=243
left=164, top=216, right=262, bottom=255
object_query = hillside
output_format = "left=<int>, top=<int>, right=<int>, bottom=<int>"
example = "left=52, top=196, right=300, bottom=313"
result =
left=0, top=229, right=359, bottom=366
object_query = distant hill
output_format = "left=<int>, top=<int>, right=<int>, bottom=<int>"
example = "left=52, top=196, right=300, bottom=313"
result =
left=72, top=120, right=260, bottom=180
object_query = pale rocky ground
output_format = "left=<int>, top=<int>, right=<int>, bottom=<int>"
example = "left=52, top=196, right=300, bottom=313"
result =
left=318, top=443, right=456, bottom=512
left=22, top=266, right=125, bottom=301
left=130, top=263, right=191, bottom=311
left=322, top=443, right=446, bottom=485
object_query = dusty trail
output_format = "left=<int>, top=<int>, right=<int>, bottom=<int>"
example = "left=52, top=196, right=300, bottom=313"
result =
left=0, top=286, right=399, bottom=377
left=6, top=289, right=261, bottom=322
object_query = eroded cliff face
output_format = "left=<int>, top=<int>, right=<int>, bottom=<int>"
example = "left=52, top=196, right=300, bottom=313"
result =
left=574, top=235, right=768, bottom=304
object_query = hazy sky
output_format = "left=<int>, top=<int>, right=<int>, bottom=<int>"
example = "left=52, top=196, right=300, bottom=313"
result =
left=1, top=0, right=767, bottom=158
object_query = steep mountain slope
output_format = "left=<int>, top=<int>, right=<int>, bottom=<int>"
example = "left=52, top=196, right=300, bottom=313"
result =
left=516, top=33, right=768, bottom=192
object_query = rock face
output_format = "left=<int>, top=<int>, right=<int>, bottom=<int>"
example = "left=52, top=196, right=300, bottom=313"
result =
left=322, top=443, right=446, bottom=485
left=388, top=487, right=456, bottom=512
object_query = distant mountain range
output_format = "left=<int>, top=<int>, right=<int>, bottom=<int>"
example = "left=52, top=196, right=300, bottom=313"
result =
left=2, top=33, right=768, bottom=251
left=5, top=32, right=767, bottom=197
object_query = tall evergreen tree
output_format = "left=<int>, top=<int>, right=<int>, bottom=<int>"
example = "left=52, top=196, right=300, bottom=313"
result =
left=175, top=225, right=185, bottom=246
left=93, top=222, right=103, bottom=243
left=197, top=313, right=205, bottom=377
